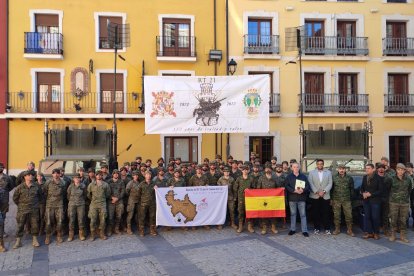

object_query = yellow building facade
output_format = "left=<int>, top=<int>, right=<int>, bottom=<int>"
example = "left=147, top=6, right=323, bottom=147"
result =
left=6, top=0, right=414, bottom=173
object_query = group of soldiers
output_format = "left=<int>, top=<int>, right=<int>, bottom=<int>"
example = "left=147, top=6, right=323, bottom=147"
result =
left=0, top=154, right=412, bottom=252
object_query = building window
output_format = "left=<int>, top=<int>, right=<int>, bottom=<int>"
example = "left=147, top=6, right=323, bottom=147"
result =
left=35, top=14, right=59, bottom=33
left=249, top=137, right=274, bottom=164
left=388, top=74, right=408, bottom=95
left=37, top=72, right=61, bottom=113
left=160, top=18, right=192, bottom=57
left=98, top=16, right=122, bottom=49
left=247, top=18, right=272, bottom=51
left=389, top=136, right=410, bottom=169
left=304, top=73, right=324, bottom=112
left=165, top=137, right=198, bottom=163
left=304, top=20, right=325, bottom=54
left=99, top=73, right=124, bottom=113
left=387, top=0, right=407, bottom=3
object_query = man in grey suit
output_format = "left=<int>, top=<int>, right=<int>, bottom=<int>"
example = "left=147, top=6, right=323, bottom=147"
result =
left=308, top=159, right=333, bottom=234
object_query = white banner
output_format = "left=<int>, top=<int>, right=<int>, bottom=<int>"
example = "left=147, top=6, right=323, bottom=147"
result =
left=155, top=186, right=228, bottom=226
left=144, top=75, right=270, bottom=134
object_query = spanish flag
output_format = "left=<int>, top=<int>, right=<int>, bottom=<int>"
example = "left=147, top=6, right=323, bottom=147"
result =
left=245, top=188, right=286, bottom=218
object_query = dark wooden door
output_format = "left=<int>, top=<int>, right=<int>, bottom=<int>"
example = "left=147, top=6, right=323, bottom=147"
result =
left=338, top=73, right=358, bottom=109
left=388, top=74, right=408, bottom=109
left=386, top=22, right=407, bottom=50
left=337, top=21, right=356, bottom=52
left=162, top=18, right=191, bottom=56
left=389, top=136, right=410, bottom=169
left=249, top=137, right=273, bottom=164
left=37, top=72, right=61, bottom=113
left=304, top=73, right=324, bottom=112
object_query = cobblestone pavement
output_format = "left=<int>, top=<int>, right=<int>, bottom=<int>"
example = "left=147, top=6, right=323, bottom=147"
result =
left=1, top=198, right=414, bottom=275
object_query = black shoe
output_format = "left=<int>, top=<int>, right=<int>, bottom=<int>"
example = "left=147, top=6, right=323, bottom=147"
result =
left=303, top=232, right=309, bottom=237
left=288, top=230, right=296, bottom=236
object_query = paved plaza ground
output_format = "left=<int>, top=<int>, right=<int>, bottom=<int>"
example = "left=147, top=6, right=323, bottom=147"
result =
left=1, top=201, right=414, bottom=275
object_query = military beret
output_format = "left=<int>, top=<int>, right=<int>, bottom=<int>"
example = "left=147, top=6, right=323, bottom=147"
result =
left=157, top=158, right=164, bottom=163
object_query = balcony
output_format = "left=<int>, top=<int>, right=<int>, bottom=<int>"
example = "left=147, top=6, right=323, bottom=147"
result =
left=244, top=35, right=279, bottom=54
left=156, top=36, right=196, bottom=61
left=270, top=93, right=280, bottom=113
left=384, top=94, right=414, bottom=113
left=383, top=38, right=414, bottom=56
left=24, top=32, right=63, bottom=59
left=6, top=92, right=144, bottom=115
left=300, top=93, right=369, bottom=113
left=302, top=36, right=368, bottom=56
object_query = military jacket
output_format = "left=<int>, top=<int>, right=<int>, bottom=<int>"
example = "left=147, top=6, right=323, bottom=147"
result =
left=230, top=169, right=241, bottom=180
left=153, top=176, right=168, bottom=188
left=44, top=178, right=66, bottom=208
left=137, top=180, right=156, bottom=205
left=332, top=173, right=354, bottom=201
left=234, top=176, right=255, bottom=202
left=256, top=174, right=277, bottom=189
left=386, top=175, right=413, bottom=204
left=13, top=182, right=42, bottom=213
left=0, top=173, right=13, bottom=212
left=121, top=175, right=132, bottom=186
left=217, top=176, right=235, bottom=201
left=274, top=173, right=287, bottom=188
left=126, top=180, right=140, bottom=205
left=67, top=183, right=87, bottom=206
left=189, top=174, right=209, bottom=186
left=35, top=181, right=47, bottom=205
left=108, top=179, right=126, bottom=201
left=87, top=181, right=111, bottom=207
left=206, top=171, right=221, bottom=186
left=167, top=177, right=186, bottom=187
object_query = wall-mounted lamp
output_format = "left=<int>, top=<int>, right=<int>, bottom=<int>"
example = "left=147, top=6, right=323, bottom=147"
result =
left=18, top=91, right=25, bottom=100
left=228, top=58, right=237, bottom=75
left=132, top=92, right=139, bottom=101
left=74, top=103, right=82, bottom=112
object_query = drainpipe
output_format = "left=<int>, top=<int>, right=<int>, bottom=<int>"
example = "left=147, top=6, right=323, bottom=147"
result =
left=225, top=0, right=230, bottom=158
left=6, top=0, right=9, bottom=173
left=214, top=0, right=218, bottom=156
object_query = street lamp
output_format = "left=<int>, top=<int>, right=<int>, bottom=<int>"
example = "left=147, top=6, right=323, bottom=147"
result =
left=227, top=58, right=237, bottom=75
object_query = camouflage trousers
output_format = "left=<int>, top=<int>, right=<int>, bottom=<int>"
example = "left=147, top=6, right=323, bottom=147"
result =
left=0, top=212, right=5, bottom=240
left=39, top=203, right=46, bottom=234
left=16, top=210, right=39, bottom=238
left=381, top=201, right=390, bottom=232
left=89, top=206, right=107, bottom=232
left=45, top=207, right=64, bottom=234
left=127, top=203, right=140, bottom=227
left=108, top=202, right=124, bottom=227
left=138, top=204, right=156, bottom=227
left=332, top=200, right=352, bottom=226
left=389, top=202, right=410, bottom=231
left=68, top=204, right=85, bottom=231
left=227, top=200, right=235, bottom=223
left=238, top=201, right=247, bottom=222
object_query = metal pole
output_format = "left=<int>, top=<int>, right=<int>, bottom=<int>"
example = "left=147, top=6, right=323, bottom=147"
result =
left=112, top=25, right=118, bottom=169
left=297, top=28, right=304, bottom=161
left=44, top=119, right=49, bottom=158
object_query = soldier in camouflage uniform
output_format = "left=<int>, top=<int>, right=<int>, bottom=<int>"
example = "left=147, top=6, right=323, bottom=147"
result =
left=35, top=172, right=46, bottom=235
left=138, top=170, right=157, bottom=237
left=87, top=170, right=111, bottom=241
left=107, top=170, right=125, bottom=236
left=234, top=166, right=255, bottom=233
left=386, top=163, right=413, bottom=243
left=0, top=163, right=13, bottom=252
left=331, top=164, right=355, bottom=236
left=230, top=161, right=241, bottom=180
left=180, top=165, right=191, bottom=186
left=153, top=169, right=168, bottom=187
left=206, top=163, right=221, bottom=186
left=188, top=166, right=209, bottom=187
left=167, top=169, right=186, bottom=187
left=13, top=171, right=42, bottom=249
left=217, top=167, right=237, bottom=230
left=67, top=173, right=87, bottom=241
left=125, top=171, right=141, bottom=235
left=44, top=168, right=66, bottom=245
left=256, top=165, right=280, bottom=235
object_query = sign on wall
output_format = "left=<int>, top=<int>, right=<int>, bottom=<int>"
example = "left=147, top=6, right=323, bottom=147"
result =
left=144, top=75, right=270, bottom=134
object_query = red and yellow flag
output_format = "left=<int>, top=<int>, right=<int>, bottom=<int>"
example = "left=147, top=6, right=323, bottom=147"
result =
left=245, top=188, right=286, bottom=218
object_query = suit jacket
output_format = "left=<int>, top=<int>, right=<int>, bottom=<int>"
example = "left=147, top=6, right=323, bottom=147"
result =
left=308, top=169, right=333, bottom=200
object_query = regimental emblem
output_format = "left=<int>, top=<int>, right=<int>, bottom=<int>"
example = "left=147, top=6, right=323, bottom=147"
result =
left=193, top=78, right=226, bottom=126
left=150, top=91, right=176, bottom=117
left=243, top=88, right=262, bottom=119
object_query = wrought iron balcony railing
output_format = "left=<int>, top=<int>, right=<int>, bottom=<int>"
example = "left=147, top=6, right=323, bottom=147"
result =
left=156, top=36, right=196, bottom=57
left=384, top=94, right=414, bottom=113
left=382, top=38, right=414, bottom=56
left=270, top=93, right=280, bottom=113
left=6, top=91, right=144, bottom=114
left=24, top=32, right=63, bottom=55
left=299, top=93, right=369, bottom=113
left=302, top=36, right=368, bottom=56
left=244, top=35, right=279, bottom=54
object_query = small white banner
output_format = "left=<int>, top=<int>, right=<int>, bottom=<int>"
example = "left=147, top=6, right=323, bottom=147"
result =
left=155, top=186, right=228, bottom=226
left=144, top=75, right=270, bottom=134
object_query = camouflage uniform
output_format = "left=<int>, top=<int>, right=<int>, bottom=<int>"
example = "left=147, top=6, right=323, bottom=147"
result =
left=206, top=171, right=221, bottom=186
left=217, top=175, right=236, bottom=227
left=137, top=180, right=157, bottom=236
left=125, top=179, right=140, bottom=232
left=273, top=173, right=286, bottom=188
left=167, top=177, right=186, bottom=187
left=67, top=182, right=87, bottom=235
left=189, top=174, right=209, bottom=186
left=331, top=172, right=354, bottom=233
left=230, top=169, right=241, bottom=181
left=36, top=181, right=47, bottom=235
left=153, top=176, right=168, bottom=187
left=87, top=180, right=111, bottom=239
left=107, top=179, right=125, bottom=234
left=256, top=173, right=280, bottom=234
left=44, top=178, right=66, bottom=241
left=0, top=172, right=13, bottom=249
left=234, top=175, right=255, bottom=232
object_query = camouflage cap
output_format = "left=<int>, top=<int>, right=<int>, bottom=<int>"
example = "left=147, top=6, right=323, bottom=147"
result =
left=406, top=162, right=414, bottom=169
left=174, top=168, right=181, bottom=174
left=337, top=163, right=346, bottom=169
left=119, top=166, right=127, bottom=172
left=396, top=163, right=406, bottom=170
left=196, top=165, right=203, bottom=170
left=96, top=170, right=103, bottom=176
left=241, top=165, right=249, bottom=171
left=87, top=168, right=95, bottom=173
left=222, top=166, right=230, bottom=172
left=131, top=161, right=138, bottom=166
left=123, top=162, right=130, bottom=166
left=22, top=170, right=32, bottom=177
left=73, top=173, right=81, bottom=178
left=112, top=169, right=120, bottom=175
left=132, top=170, right=140, bottom=176
left=101, top=163, right=108, bottom=168
left=275, top=163, right=282, bottom=167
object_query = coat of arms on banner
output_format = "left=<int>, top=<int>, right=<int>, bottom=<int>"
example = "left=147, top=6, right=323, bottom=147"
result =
left=243, top=88, right=262, bottom=118
left=150, top=91, right=176, bottom=117
left=192, top=78, right=226, bottom=126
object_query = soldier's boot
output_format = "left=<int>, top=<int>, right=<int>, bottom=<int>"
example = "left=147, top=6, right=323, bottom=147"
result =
left=333, top=224, right=341, bottom=235
left=89, top=230, right=95, bottom=241
left=247, top=221, right=255, bottom=233
left=389, top=230, right=396, bottom=242
left=57, top=231, right=63, bottom=244
left=231, top=220, right=238, bottom=230
left=67, top=230, right=74, bottom=242
left=32, top=236, right=40, bottom=247
left=79, top=229, right=86, bottom=241
left=99, top=230, right=107, bottom=240
left=44, top=234, right=51, bottom=245
left=271, top=222, right=278, bottom=234
left=139, top=226, right=145, bottom=237
left=114, top=224, right=121, bottom=235
left=346, top=224, right=355, bottom=237
left=261, top=224, right=267, bottom=235
left=400, top=230, right=409, bottom=243
left=127, top=225, right=133, bottom=235
left=0, top=240, right=6, bottom=252
left=150, top=225, right=158, bottom=236
left=237, top=221, right=244, bottom=233
left=13, top=238, right=22, bottom=249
